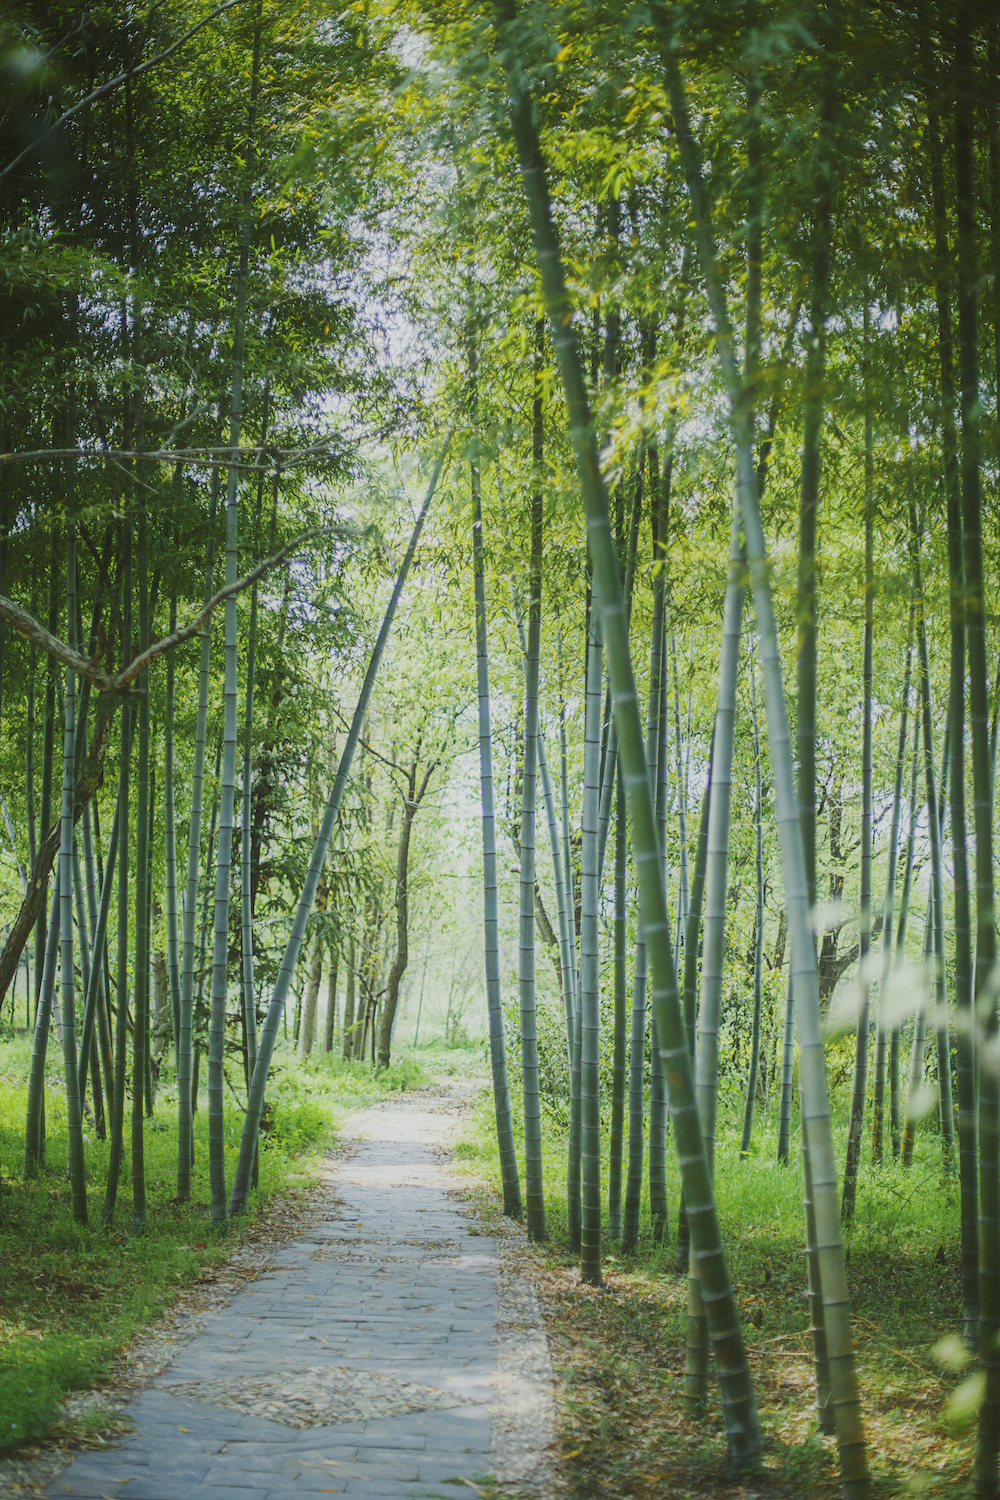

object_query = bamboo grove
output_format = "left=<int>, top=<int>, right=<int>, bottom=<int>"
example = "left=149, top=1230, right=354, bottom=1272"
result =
left=1, top=0, right=1000, bottom=1495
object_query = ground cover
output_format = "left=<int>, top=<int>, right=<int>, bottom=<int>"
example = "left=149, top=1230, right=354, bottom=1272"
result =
left=457, top=1083, right=972, bottom=1499
left=0, top=1034, right=429, bottom=1452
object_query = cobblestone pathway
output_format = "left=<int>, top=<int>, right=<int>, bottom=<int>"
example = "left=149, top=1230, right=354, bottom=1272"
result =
left=47, top=1084, right=551, bottom=1500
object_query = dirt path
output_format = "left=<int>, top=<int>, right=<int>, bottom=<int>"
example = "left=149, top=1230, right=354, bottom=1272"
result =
left=41, top=1082, right=555, bottom=1500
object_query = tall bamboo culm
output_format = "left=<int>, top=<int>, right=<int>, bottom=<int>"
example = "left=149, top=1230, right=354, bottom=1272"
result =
left=471, top=438, right=521, bottom=1220
left=492, top=4, right=762, bottom=1463
left=653, top=7, right=868, bottom=1486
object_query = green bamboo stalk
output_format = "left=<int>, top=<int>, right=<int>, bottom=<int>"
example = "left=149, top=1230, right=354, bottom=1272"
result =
left=901, top=880, right=936, bottom=1168
left=671, top=631, right=690, bottom=968
left=81, top=795, right=114, bottom=1123
left=559, top=682, right=582, bottom=1247
left=536, top=721, right=577, bottom=1175
left=58, top=526, right=87, bottom=1221
left=230, top=438, right=449, bottom=1215
left=24, top=877, right=60, bottom=1177
left=164, top=588, right=181, bottom=1061
left=103, top=562, right=132, bottom=1226
left=472, top=457, right=522, bottom=1220
left=580, top=605, right=603, bottom=1284
left=922, top=20, right=977, bottom=1334
left=77, top=799, right=120, bottom=1113
left=675, top=730, right=714, bottom=1273
left=177, top=475, right=219, bottom=1200
left=740, top=645, right=765, bottom=1157
left=841, top=308, right=875, bottom=1223
left=649, top=506, right=670, bottom=1246
left=517, top=328, right=546, bottom=1243
left=891, top=707, right=923, bottom=1159
left=491, top=8, right=761, bottom=1461
left=685, top=497, right=744, bottom=1413
left=871, top=605, right=914, bottom=1163
left=653, top=11, right=867, bottom=1485
left=910, top=502, right=955, bottom=1169
left=132, top=505, right=150, bottom=1236
left=953, top=14, right=999, bottom=1477
left=34, top=535, right=58, bottom=1022
left=609, top=761, right=627, bottom=1242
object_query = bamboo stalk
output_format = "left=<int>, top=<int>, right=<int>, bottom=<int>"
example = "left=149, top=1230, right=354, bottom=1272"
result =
left=472, top=448, right=522, bottom=1219
left=492, top=8, right=762, bottom=1461
left=580, top=606, right=603, bottom=1284
left=653, top=10, right=867, bottom=1484
left=230, top=437, right=450, bottom=1215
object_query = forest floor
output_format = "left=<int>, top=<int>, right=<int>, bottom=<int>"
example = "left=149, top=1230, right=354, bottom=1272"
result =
left=455, top=1087, right=977, bottom=1500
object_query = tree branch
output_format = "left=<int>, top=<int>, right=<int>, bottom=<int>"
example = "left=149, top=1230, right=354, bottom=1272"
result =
left=0, top=524, right=363, bottom=694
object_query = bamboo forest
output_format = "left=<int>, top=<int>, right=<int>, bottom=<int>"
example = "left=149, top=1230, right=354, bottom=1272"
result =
left=1, top=0, right=999, bottom=1497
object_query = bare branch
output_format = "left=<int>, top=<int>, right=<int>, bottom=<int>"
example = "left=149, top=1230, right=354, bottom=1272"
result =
left=0, top=593, right=115, bottom=690
left=1, top=523, right=366, bottom=694
left=113, top=525, right=361, bottom=688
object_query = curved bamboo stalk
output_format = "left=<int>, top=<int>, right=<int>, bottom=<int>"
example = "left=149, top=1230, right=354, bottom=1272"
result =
left=230, top=437, right=450, bottom=1216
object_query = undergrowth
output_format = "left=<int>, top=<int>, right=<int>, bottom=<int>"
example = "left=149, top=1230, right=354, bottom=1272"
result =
left=458, top=1085, right=971, bottom=1499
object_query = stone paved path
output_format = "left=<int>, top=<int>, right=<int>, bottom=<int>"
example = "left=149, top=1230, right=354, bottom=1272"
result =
left=47, top=1084, right=538, bottom=1500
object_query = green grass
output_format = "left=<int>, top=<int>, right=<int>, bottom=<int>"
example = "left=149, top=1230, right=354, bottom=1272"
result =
left=0, top=1033, right=432, bottom=1451
left=457, top=1079, right=972, bottom=1499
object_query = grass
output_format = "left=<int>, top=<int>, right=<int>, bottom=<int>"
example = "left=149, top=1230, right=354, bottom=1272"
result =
left=0, top=1031, right=432, bottom=1451
left=457, top=1080, right=974, bottom=1499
